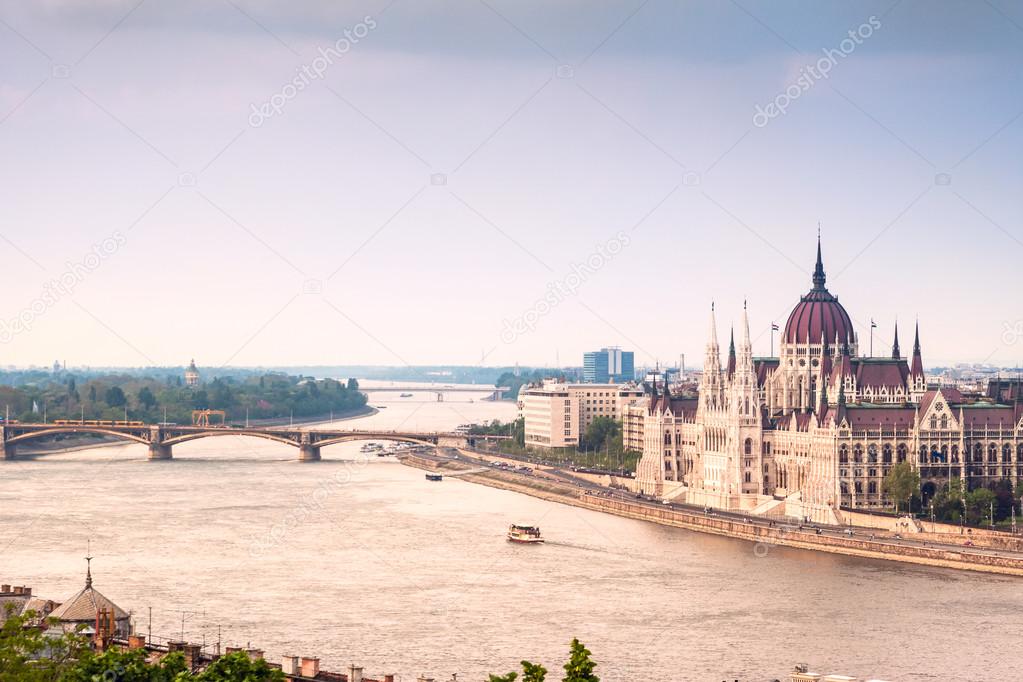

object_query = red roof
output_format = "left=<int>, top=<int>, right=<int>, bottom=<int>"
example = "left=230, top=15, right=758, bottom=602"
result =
left=854, top=360, right=909, bottom=390
left=843, top=407, right=916, bottom=427
left=783, top=239, right=854, bottom=345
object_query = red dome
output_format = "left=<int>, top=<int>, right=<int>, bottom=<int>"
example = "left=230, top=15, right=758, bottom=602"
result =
left=783, top=237, right=855, bottom=346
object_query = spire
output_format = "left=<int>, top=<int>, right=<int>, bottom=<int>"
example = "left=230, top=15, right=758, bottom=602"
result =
left=726, top=326, right=736, bottom=377
left=85, top=555, right=93, bottom=589
left=812, top=230, right=826, bottom=290
left=892, top=321, right=901, bottom=359
left=911, top=320, right=924, bottom=378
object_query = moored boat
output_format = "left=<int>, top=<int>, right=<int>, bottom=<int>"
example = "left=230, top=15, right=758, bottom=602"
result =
left=425, top=473, right=443, bottom=481
left=507, top=524, right=543, bottom=543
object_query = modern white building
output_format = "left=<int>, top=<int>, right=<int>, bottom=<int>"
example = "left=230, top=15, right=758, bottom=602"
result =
left=519, top=379, right=645, bottom=450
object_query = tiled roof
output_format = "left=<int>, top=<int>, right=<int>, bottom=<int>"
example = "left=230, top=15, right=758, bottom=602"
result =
left=49, top=585, right=129, bottom=622
left=854, top=359, right=909, bottom=390
left=843, top=406, right=916, bottom=427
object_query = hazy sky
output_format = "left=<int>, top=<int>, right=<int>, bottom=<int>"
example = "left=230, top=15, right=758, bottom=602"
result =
left=1, top=0, right=1021, bottom=369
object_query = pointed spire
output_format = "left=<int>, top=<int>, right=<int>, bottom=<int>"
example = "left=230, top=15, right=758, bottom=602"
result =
left=85, top=555, right=93, bottom=589
left=911, top=320, right=924, bottom=378
left=892, top=321, right=901, bottom=359
left=812, top=230, right=827, bottom=290
left=726, top=326, right=736, bottom=378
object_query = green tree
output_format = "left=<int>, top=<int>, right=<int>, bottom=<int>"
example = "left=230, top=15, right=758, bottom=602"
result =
left=522, top=660, right=547, bottom=682
left=347, top=378, right=359, bottom=391
left=0, top=608, right=87, bottom=681
left=967, top=487, right=997, bottom=525
left=562, top=639, right=598, bottom=682
left=104, top=386, right=127, bottom=408
left=65, top=648, right=188, bottom=682
left=581, top=417, right=620, bottom=453
left=882, top=462, right=920, bottom=513
left=488, top=674, right=518, bottom=682
left=138, top=387, right=158, bottom=411
left=88, top=385, right=97, bottom=403
left=195, top=650, right=284, bottom=681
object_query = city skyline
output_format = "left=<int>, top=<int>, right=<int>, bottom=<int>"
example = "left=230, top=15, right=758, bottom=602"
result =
left=1, top=1, right=1020, bottom=368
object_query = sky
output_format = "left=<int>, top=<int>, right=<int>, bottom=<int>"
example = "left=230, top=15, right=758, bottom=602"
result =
left=0, top=0, right=1021, bottom=370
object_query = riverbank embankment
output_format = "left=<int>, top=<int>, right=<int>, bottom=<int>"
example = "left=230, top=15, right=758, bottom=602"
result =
left=400, top=453, right=1023, bottom=577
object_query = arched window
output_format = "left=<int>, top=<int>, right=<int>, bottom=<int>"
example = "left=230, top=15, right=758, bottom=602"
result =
left=974, top=443, right=984, bottom=463
left=744, top=438, right=753, bottom=455
left=839, top=445, right=849, bottom=463
left=840, top=481, right=849, bottom=495
left=929, top=415, right=937, bottom=430
left=868, top=481, right=877, bottom=494
left=868, top=444, right=878, bottom=463
left=989, top=443, right=998, bottom=463
left=919, top=445, right=928, bottom=463
left=940, top=414, right=948, bottom=430
left=882, top=444, right=892, bottom=464
left=1003, top=444, right=1012, bottom=463
left=854, top=445, right=863, bottom=463
left=951, top=445, right=959, bottom=463
left=941, top=445, right=948, bottom=462
left=897, top=443, right=907, bottom=463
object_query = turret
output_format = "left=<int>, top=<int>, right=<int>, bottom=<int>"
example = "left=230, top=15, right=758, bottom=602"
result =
left=911, top=321, right=924, bottom=379
left=726, top=327, right=736, bottom=379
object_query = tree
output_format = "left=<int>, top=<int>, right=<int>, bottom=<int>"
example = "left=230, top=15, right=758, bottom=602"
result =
left=88, top=385, right=97, bottom=403
left=581, top=417, right=620, bottom=453
left=562, top=639, right=599, bottom=682
left=488, top=674, right=518, bottom=682
left=195, top=650, right=284, bottom=681
left=104, top=386, right=127, bottom=408
left=522, top=660, right=547, bottom=682
left=882, top=462, right=920, bottom=513
left=65, top=648, right=188, bottom=682
left=138, top=387, right=157, bottom=411
left=967, top=487, right=996, bottom=525
left=0, top=608, right=87, bottom=681
left=347, top=377, right=359, bottom=391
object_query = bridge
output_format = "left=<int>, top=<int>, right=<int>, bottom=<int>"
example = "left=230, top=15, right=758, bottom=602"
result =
left=0, top=423, right=509, bottom=461
left=364, top=385, right=510, bottom=401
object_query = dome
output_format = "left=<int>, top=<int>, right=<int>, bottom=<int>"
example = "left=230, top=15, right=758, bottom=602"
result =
left=783, top=238, right=854, bottom=346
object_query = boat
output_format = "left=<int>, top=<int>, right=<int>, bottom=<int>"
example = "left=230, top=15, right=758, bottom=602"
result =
left=425, top=473, right=443, bottom=481
left=399, top=393, right=413, bottom=398
left=507, top=524, right=543, bottom=543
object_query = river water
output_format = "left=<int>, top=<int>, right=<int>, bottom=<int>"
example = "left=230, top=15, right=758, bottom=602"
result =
left=1, top=381, right=1019, bottom=681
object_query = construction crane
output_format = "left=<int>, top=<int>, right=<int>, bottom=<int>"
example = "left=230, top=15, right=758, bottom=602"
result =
left=191, top=409, right=227, bottom=427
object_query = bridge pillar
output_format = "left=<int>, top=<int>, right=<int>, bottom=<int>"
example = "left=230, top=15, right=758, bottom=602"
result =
left=0, top=440, right=14, bottom=460
left=299, top=444, right=321, bottom=462
left=148, top=443, right=172, bottom=460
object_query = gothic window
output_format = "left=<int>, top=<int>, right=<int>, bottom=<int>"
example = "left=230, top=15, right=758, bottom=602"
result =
left=882, top=444, right=892, bottom=464
left=855, top=481, right=863, bottom=494
left=744, top=438, right=753, bottom=455
left=989, top=443, right=998, bottom=463
left=897, top=443, right=907, bottom=463
left=919, top=445, right=928, bottom=463
left=929, top=415, right=937, bottom=430
left=664, top=432, right=671, bottom=445
left=868, top=444, right=878, bottom=463
left=1018, top=444, right=1023, bottom=462
left=854, top=444, right=863, bottom=463
left=974, top=443, right=983, bottom=463
left=940, top=414, right=948, bottom=430
left=839, top=445, right=849, bottom=463
left=951, top=445, right=959, bottom=463
left=1003, top=444, right=1012, bottom=463
left=840, top=481, right=849, bottom=495
left=941, top=445, right=948, bottom=462
left=868, top=481, right=877, bottom=495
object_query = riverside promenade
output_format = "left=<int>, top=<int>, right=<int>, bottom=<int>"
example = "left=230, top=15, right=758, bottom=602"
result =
left=401, top=450, right=1023, bottom=577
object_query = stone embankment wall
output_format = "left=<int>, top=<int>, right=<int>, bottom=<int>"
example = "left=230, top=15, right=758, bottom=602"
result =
left=400, top=454, right=1023, bottom=577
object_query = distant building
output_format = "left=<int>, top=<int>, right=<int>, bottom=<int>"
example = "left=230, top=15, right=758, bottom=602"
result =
left=518, top=379, right=645, bottom=449
left=583, top=347, right=634, bottom=383
left=185, top=359, right=200, bottom=387
left=44, top=559, right=130, bottom=638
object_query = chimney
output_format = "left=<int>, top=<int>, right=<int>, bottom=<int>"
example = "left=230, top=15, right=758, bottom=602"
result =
left=281, top=656, right=299, bottom=676
left=1, top=584, right=10, bottom=593
left=168, top=641, right=187, bottom=653
left=12, top=586, right=22, bottom=595
left=23, top=587, right=31, bottom=597
left=128, top=635, right=147, bottom=650
left=182, top=644, right=202, bottom=670
left=384, top=676, right=395, bottom=682
left=225, top=646, right=242, bottom=655
left=299, top=657, right=320, bottom=677
left=349, top=665, right=363, bottom=682
left=246, top=649, right=264, bottom=660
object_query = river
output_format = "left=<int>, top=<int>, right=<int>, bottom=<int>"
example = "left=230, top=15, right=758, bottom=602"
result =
left=1, top=381, right=1019, bottom=681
